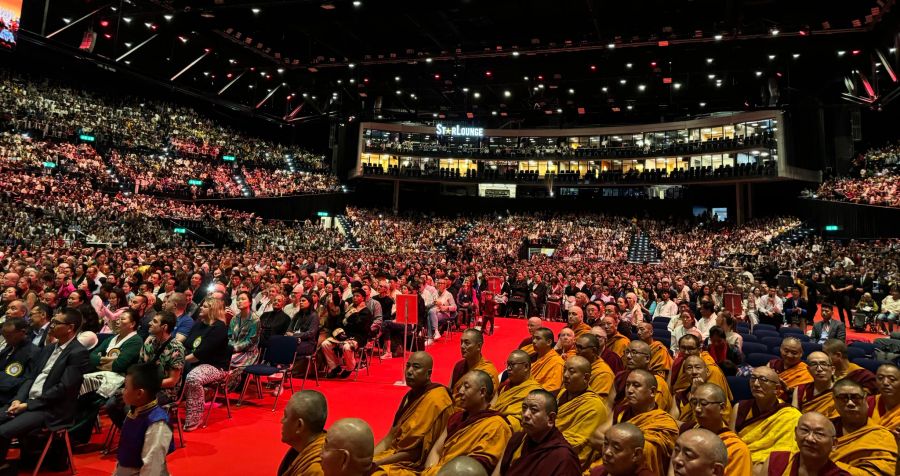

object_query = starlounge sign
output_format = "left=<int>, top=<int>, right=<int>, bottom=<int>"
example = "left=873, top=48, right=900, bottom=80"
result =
left=435, top=124, right=484, bottom=138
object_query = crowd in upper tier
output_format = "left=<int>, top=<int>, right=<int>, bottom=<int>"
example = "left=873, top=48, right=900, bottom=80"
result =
left=0, top=71, right=340, bottom=198
left=812, top=142, right=900, bottom=208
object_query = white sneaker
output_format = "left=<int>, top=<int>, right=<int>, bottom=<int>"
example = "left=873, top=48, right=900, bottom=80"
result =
left=379, top=352, right=393, bottom=360
left=425, top=338, right=434, bottom=346
left=433, top=331, right=441, bottom=340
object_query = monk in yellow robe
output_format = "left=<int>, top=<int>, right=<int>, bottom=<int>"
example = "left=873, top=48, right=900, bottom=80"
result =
left=489, top=350, right=542, bottom=432
left=567, top=306, right=592, bottom=338
left=870, top=363, right=900, bottom=433
left=449, top=329, right=498, bottom=409
left=530, top=327, right=564, bottom=393
left=611, top=369, right=679, bottom=475
left=671, top=355, right=732, bottom=427
left=278, top=390, right=327, bottom=476
left=574, top=333, right=615, bottom=403
left=768, top=336, right=813, bottom=398
left=760, top=412, right=851, bottom=476
left=669, top=334, right=732, bottom=405
left=792, top=351, right=838, bottom=418
left=637, top=322, right=672, bottom=379
left=730, top=366, right=801, bottom=464
left=554, top=355, right=610, bottom=466
left=678, top=383, right=751, bottom=476
left=824, top=339, right=879, bottom=394
left=417, top=370, right=512, bottom=476
left=612, top=340, right=673, bottom=413
left=601, top=315, right=630, bottom=357
left=375, top=352, right=454, bottom=472
left=830, top=378, right=898, bottom=476
left=324, top=418, right=389, bottom=476
left=554, top=327, right=577, bottom=360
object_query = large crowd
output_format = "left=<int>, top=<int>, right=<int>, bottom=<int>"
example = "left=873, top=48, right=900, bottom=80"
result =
left=813, top=142, right=900, bottom=208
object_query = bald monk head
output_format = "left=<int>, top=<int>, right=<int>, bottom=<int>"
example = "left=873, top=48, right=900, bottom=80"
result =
left=526, top=317, right=542, bottom=337
left=405, top=351, right=434, bottom=390
left=623, top=340, right=651, bottom=371
left=692, top=383, right=728, bottom=431
left=460, top=329, right=485, bottom=363
left=876, top=363, right=900, bottom=403
left=671, top=428, right=728, bottom=476
left=684, top=354, right=710, bottom=390
left=561, top=355, right=591, bottom=394
left=521, top=389, right=558, bottom=441
left=749, top=366, right=781, bottom=405
left=794, top=411, right=837, bottom=464
left=832, top=378, right=868, bottom=429
left=624, top=369, right=657, bottom=412
left=557, top=327, right=575, bottom=352
left=637, top=321, right=655, bottom=345
left=806, top=351, right=834, bottom=387
left=436, top=455, right=488, bottom=476
left=601, top=422, right=646, bottom=476
left=505, top=350, right=532, bottom=386
left=532, top=327, right=555, bottom=355
left=575, top=333, right=601, bottom=363
left=321, top=418, right=375, bottom=476
left=780, top=336, right=803, bottom=368
left=567, top=306, right=585, bottom=329
left=456, top=370, right=494, bottom=413
left=281, top=390, right=327, bottom=449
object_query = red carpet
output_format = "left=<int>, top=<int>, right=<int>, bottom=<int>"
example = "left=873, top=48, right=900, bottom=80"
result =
left=29, top=309, right=879, bottom=475
left=27, top=318, right=562, bottom=476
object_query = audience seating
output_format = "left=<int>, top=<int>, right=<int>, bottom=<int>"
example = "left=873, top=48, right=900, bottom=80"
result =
left=202, top=372, right=233, bottom=428
left=852, top=358, right=890, bottom=374
left=239, top=336, right=299, bottom=411
left=800, top=342, right=823, bottom=357
left=846, top=347, right=867, bottom=360
left=760, top=336, right=784, bottom=350
left=849, top=341, right=880, bottom=359
left=741, top=342, right=769, bottom=355
left=739, top=333, right=759, bottom=343
left=726, top=375, right=752, bottom=403
left=745, top=353, right=778, bottom=367
left=30, top=424, right=77, bottom=476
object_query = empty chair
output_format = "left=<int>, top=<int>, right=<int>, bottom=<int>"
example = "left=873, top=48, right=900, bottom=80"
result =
left=760, top=336, right=784, bottom=350
left=739, top=333, right=758, bottom=343
left=741, top=342, right=769, bottom=355
left=652, top=316, right=671, bottom=325
left=846, top=347, right=866, bottom=360
left=800, top=342, right=823, bottom=357
left=849, top=341, right=879, bottom=359
left=754, top=330, right=781, bottom=339
left=853, top=358, right=889, bottom=375
left=779, top=327, right=804, bottom=336
left=754, top=324, right=777, bottom=333
left=653, top=321, right=670, bottom=331
left=745, top=353, right=779, bottom=367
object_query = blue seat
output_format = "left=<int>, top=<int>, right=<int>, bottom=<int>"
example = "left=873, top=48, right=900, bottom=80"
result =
left=653, top=321, right=669, bottom=331
left=741, top=342, right=769, bottom=355
left=852, top=358, right=888, bottom=374
left=238, top=335, right=299, bottom=411
left=800, top=342, right=823, bottom=357
left=745, top=353, right=778, bottom=367
left=754, top=330, right=781, bottom=339
left=727, top=375, right=752, bottom=403
left=754, top=324, right=777, bottom=332
left=846, top=347, right=866, bottom=360
left=652, top=316, right=671, bottom=325
left=779, top=327, right=804, bottom=336
left=654, top=334, right=671, bottom=349
left=849, top=341, right=879, bottom=359
left=740, top=333, right=758, bottom=343
left=760, top=336, right=784, bottom=349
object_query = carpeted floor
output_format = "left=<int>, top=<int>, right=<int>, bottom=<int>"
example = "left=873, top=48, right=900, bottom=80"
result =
left=22, top=308, right=879, bottom=475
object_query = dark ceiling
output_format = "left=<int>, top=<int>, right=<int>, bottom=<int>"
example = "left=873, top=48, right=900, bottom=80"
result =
left=19, top=0, right=900, bottom=127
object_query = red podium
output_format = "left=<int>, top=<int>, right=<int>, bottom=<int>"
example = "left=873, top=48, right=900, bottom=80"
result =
left=394, top=294, right=419, bottom=386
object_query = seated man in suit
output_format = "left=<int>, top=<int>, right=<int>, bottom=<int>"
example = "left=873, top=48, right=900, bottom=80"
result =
left=0, top=319, right=40, bottom=406
left=811, top=307, right=846, bottom=344
left=0, top=308, right=90, bottom=469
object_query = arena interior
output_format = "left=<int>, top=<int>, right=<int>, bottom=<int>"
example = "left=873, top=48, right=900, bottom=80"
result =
left=1, top=0, right=900, bottom=475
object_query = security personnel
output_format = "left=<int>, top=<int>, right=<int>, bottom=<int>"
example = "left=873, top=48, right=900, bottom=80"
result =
left=0, top=318, right=40, bottom=405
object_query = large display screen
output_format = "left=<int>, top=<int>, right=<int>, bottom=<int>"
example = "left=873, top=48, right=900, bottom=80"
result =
left=0, top=0, right=22, bottom=51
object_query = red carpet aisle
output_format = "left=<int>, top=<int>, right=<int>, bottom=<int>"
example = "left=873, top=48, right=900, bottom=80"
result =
left=39, top=310, right=876, bottom=475
left=41, top=318, right=562, bottom=476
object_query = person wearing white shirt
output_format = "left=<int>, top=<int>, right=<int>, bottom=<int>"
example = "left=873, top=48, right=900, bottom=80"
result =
left=756, top=288, right=784, bottom=327
left=696, top=301, right=718, bottom=341
left=652, top=290, right=679, bottom=321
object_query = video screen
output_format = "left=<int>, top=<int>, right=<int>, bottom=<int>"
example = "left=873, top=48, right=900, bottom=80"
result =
left=0, top=0, right=22, bottom=51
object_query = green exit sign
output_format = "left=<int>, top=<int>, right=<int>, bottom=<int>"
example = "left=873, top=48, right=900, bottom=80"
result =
left=825, top=225, right=840, bottom=232
left=188, top=179, right=203, bottom=186
left=174, top=228, right=187, bottom=234
left=316, top=211, right=329, bottom=217
left=79, top=134, right=95, bottom=142
left=42, top=161, right=57, bottom=168
left=223, top=155, right=236, bottom=162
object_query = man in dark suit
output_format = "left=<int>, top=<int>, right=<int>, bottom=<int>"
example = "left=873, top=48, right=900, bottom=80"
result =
left=27, top=303, right=52, bottom=349
left=0, top=319, right=39, bottom=405
left=811, top=306, right=846, bottom=344
left=0, top=308, right=90, bottom=468
left=783, top=286, right=809, bottom=330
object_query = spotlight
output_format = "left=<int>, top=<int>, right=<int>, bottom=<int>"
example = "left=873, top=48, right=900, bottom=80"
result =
left=673, top=82, right=682, bottom=89
left=62, top=18, right=71, bottom=24
left=512, top=51, right=519, bottom=57
left=706, top=58, right=714, bottom=64
left=699, top=102, right=706, bottom=107
left=837, top=50, right=846, bottom=56
left=353, top=0, right=362, bottom=6
left=768, top=54, right=776, bottom=60
left=425, top=58, right=432, bottom=63
left=792, top=53, right=800, bottom=59
left=714, top=34, right=723, bottom=41
left=568, top=88, right=575, bottom=94
left=251, top=8, right=260, bottom=14
left=755, top=71, right=763, bottom=77
left=770, top=28, right=780, bottom=36
left=607, top=43, right=615, bottom=49
left=638, top=84, right=646, bottom=91
left=122, top=17, right=132, bottom=23
left=473, top=92, right=480, bottom=98
left=619, top=79, right=626, bottom=84
left=503, top=90, right=511, bottom=97
left=626, top=63, right=633, bottom=69
left=394, top=76, right=401, bottom=82
left=164, top=14, right=173, bottom=21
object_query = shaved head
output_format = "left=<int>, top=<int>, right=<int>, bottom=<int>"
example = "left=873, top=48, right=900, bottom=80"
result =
left=609, top=422, right=644, bottom=448
left=322, top=418, right=375, bottom=476
left=676, top=428, right=728, bottom=467
left=437, top=456, right=488, bottom=476
left=408, top=351, right=433, bottom=369
left=694, top=382, right=726, bottom=403
left=508, top=349, right=530, bottom=362
left=287, top=390, right=328, bottom=433
left=462, top=328, right=484, bottom=345
left=567, top=355, right=591, bottom=374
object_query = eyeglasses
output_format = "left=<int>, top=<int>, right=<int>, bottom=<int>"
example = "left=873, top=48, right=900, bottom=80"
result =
left=689, top=399, right=723, bottom=407
left=749, top=375, right=777, bottom=385
left=808, top=362, right=832, bottom=369
left=796, top=427, right=832, bottom=441
left=624, top=349, right=650, bottom=357
left=834, top=393, right=865, bottom=404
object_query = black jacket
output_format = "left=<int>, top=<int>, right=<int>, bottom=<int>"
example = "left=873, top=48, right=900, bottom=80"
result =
left=0, top=340, right=40, bottom=405
left=16, top=338, right=91, bottom=427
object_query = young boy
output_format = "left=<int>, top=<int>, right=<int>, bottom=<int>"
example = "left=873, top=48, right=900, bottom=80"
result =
left=114, top=363, right=174, bottom=476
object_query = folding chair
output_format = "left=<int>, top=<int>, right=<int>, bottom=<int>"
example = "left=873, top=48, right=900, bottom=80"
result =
left=202, top=370, right=232, bottom=428
left=31, top=424, right=77, bottom=476
left=239, top=336, right=299, bottom=411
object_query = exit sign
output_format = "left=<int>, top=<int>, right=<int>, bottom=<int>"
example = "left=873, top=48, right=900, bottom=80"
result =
left=42, top=161, right=57, bottom=168
left=79, top=134, right=95, bottom=142
left=223, top=155, right=236, bottom=162
left=825, top=225, right=840, bottom=232
left=174, top=228, right=187, bottom=234
left=316, top=211, right=329, bottom=217
left=188, top=179, right=203, bottom=186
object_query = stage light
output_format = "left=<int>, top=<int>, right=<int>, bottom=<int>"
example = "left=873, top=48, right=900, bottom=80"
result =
left=63, top=18, right=71, bottom=24
left=537, top=75, right=543, bottom=81
left=277, top=68, right=284, bottom=73
left=302, top=93, right=308, bottom=97
left=394, top=76, right=401, bottom=82
left=103, top=33, right=112, bottom=39
left=124, top=42, right=132, bottom=48
left=349, top=78, right=355, bottom=83
left=462, top=87, right=469, bottom=92
left=473, top=92, right=480, bottom=98
left=353, top=0, right=362, bottom=6
left=626, top=63, right=633, bottom=69
left=837, top=50, right=846, bottom=56
left=673, top=82, right=681, bottom=89
left=348, top=63, right=356, bottom=69
left=123, top=17, right=132, bottom=23
left=699, top=102, right=706, bottom=107
left=706, top=58, right=713, bottom=64
left=434, top=74, right=440, bottom=79
left=556, top=108, right=562, bottom=113
left=178, top=36, right=188, bottom=43
left=638, top=84, right=646, bottom=91
left=755, top=71, right=763, bottom=76
left=260, top=71, right=267, bottom=77
left=252, top=8, right=260, bottom=14
left=485, top=71, right=492, bottom=77
left=601, top=86, right=608, bottom=92
left=491, top=111, right=497, bottom=115
left=568, top=88, right=574, bottom=94
left=425, top=57, right=432, bottom=63
left=619, top=79, right=626, bottom=84
left=100, top=20, right=109, bottom=27
left=523, top=76, right=529, bottom=81
left=708, top=74, right=715, bottom=79
left=714, top=34, right=723, bottom=41
left=768, top=54, right=776, bottom=60
left=607, top=43, right=615, bottom=49
left=538, top=84, right=544, bottom=89
left=851, top=50, right=861, bottom=56
left=650, top=61, right=657, bottom=67
left=770, top=28, right=780, bottom=36
left=590, top=65, right=597, bottom=71
left=432, top=113, right=438, bottom=117
left=512, top=51, right=519, bottom=57
left=627, top=105, right=633, bottom=110
left=395, top=90, right=401, bottom=95
left=792, top=53, right=800, bottom=59
left=504, top=90, right=511, bottom=97
left=164, top=14, right=173, bottom=21
left=144, top=22, right=151, bottom=28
